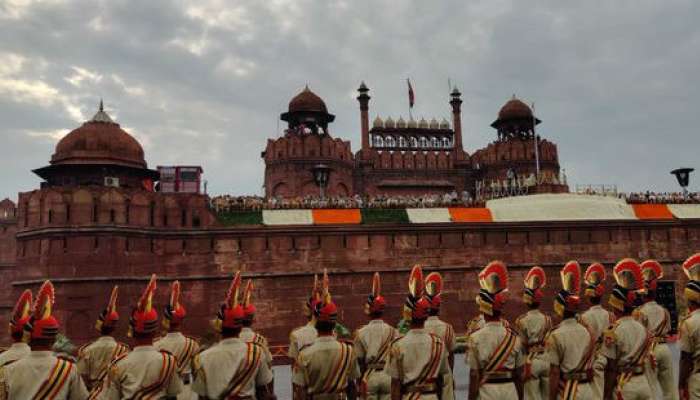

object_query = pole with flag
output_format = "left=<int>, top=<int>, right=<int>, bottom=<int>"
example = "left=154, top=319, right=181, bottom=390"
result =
left=531, top=102, right=541, bottom=180
left=407, top=78, right=415, bottom=120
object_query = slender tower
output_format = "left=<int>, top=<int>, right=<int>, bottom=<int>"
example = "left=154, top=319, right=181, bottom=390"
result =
left=450, top=87, right=464, bottom=159
left=357, top=82, right=371, bottom=158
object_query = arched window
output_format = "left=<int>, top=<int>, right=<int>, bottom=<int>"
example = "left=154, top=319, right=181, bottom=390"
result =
left=374, top=135, right=384, bottom=147
left=398, top=136, right=407, bottom=148
left=442, top=137, right=451, bottom=148
left=410, top=137, right=418, bottom=148
left=431, top=137, right=439, bottom=148
left=385, top=136, right=395, bottom=147
left=419, top=136, right=428, bottom=148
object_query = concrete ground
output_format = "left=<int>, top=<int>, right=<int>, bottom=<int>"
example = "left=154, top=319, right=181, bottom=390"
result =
left=273, top=343, right=681, bottom=399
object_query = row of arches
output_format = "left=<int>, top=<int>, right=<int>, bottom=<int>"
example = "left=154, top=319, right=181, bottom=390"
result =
left=369, top=150, right=454, bottom=170
left=372, top=134, right=452, bottom=149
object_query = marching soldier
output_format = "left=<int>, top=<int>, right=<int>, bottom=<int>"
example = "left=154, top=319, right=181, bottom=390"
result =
left=240, top=279, right=274, bottom=368
left=289, top=274, right=320, bottom=362
left=516, top=266, right=552, bottom=400
left=580, top=262, right=615, bottom=398
left=424, top=272, right=457, bottom=369
left=679, top=253, right=700, bottom=399
left=77, top=286, right=129, bottom=396
left=292, top=269, right=360, bottom=399
left=0, top=281, right=89, bottom=399
left=638, top=259, right=677, bottom=400
left=601, top=259, right=654, bottom=400
left=546, top=261, right=597, bottom=400
left=0, top=290, right=32, bottom=368
left=466, top=260, right=524, bottom=400
left=154, top=281, right=200, bottom=400
left=192, top=272, right=275, bottom=400
left=354, top=272, right=399, bottom=400
left=385, top=265, right=453, bottom=400
left=101, top=274, right=183, bottom=399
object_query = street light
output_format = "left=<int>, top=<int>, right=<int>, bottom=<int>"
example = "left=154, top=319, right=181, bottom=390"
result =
left=671, top=167, right=694, bottom=197
left=312, top=163, right=331, bottom=200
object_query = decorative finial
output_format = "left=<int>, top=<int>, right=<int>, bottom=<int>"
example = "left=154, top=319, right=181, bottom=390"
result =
left=359, top=81, right=368, bottom=91
left=451, top=86, right=461, bottom=96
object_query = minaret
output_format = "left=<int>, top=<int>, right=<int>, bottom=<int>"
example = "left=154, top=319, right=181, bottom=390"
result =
left=450, top=87, right=464, bottom=156
left=357, top=82, right=371, bottom=155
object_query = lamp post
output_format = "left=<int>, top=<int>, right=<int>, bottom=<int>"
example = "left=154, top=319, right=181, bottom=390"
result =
left=671, top=168, right=694, bottom=198
left=312, top=163, right=331, bottom=200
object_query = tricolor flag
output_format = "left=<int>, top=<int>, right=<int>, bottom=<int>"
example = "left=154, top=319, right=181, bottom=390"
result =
left=407, top=78, right=415, bottom=108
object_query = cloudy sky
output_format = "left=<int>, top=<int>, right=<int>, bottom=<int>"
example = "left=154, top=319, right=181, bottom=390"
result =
left=1, top=0, right=699, bottom=201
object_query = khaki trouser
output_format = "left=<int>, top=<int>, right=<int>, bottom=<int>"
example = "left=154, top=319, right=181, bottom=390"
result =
left=557, top=381, right=595, bottom=400
left=364, top=369, right=391, bottom=400
left=653, top=343, right=678, bottom=400
left=524, top=354, right=550, bottom=400
left=616, top=373, right=653, bottom=400
left=592, top=353, right=607, bottom=399
left=478, top=382, right=518, bottom=400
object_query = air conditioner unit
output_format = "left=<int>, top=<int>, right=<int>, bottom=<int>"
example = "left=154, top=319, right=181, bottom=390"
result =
left=104, top=177, right=120, bottom=187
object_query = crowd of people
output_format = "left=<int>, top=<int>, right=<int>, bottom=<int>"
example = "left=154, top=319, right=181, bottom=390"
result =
left=2, top=255, right=700, bottom=399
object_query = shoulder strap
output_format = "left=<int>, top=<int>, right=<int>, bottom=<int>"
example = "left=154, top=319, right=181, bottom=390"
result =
left=407, top=334, right=444, bottom=388
left=318, top=341, right=355, bottom=395
left=174, top=337, right=198, bottom=373
left=32, top=358, right=74, bottom=400
left=221, top=342, right=264, bottom=398
left=572, top=322, right=597, bottom=373
left=480, top=326, right=517, bottom=381
left=131, top=351, right=177, bottom=400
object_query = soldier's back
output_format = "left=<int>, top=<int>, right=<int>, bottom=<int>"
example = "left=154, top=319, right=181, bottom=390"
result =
left=154, top=332, right=199, bottom=374
left=425, top=316, right=456, bottom=353
left=466, top=321, right=523, bottom=400
left=289, top=322, right=318, bottom=359
left=637, top=301, right=670, bottom=335
left=515, top=309, right=551, bottom=347
left=2, top=350, right=88, bottom=399
left=355, top=320, right=397, bottom=363
left=240, top=327, right=273, bottom=366
left=78, top=336, right=129, bottom=388
left=601, top=316, right=653, bottom=399
left=293, top=336, right=359, bottom=399
left=581, top=305, right=614, bottom=342
left=103, top=345, right=181, bottom=399
left=0, top=343, right=30, bottom=368
left=546, top=318, right=595, bottom=399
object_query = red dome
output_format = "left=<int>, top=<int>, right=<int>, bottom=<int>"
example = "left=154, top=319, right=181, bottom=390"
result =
left=288, top=86, right=328, bottom=113
left=498, top=97, right=533, bottom=120
left=51, top=107, right=146, bottom=169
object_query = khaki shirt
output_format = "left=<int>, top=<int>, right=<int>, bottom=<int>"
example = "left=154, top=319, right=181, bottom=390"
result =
left=0, top=343, right=30, bottom=368
left=192, top=337, right=273, bottom=399
left=466, top=321, right=525, bottom=372
left=581, top=305, right=615, bottom=343
left=240, top=327, right=273, bottom=366
left=289, top=322, right=318, bottom=360
left=101, top=345, right=182, bottom=399
left=292, top=336, right=360, bottom=395
left=546, top=318, right=595, bottom=373
left=515, top=309, right=552, bottom=349
left=600, top=316, right=650, bottom=368
left=77, top=336, right=129, bottom=387
left=425, top=316, right=457, bottom=354
left=0, top=350, right=88, bottom=400
left=680, top=308, right=700, bottom=359
left=154, top=332, right=200, bottom=375
left=637, top=301, right=671, bottom=338
left=355, top=319, right=399, bottom=366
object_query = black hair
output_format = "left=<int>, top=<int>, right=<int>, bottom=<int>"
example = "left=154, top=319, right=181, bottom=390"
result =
left=315, top=320, right=336, bottom=333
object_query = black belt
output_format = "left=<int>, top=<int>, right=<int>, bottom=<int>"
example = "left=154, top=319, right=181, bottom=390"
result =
left=561, top=370, right=593, bottom=383
left=402, top=382, right=438, bottom=393
left=484, top=377, right=514, bottom=384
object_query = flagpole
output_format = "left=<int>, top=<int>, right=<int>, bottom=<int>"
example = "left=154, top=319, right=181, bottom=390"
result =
left=531, top=102, right=541, bottom=179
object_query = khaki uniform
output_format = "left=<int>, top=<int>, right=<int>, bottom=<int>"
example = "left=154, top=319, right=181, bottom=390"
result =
left=425, top=316, right=457, bottom=355
left=546, top=318, right=596, bottom=399
left=240, top=327, right=274, bottom=367
left=600, top=316, right=653, bottom=400
left=0, top=350, right=89, bottom=399
left=679, top=309, right=700, bottom=399
left=77, top=336, right=129, bottom=392
left=354, top=319, right=399, bottom=400
left=289, top=322, right=318, bottom=360
left=466, top=320, right=524, bottom=400
left=638, top=300, right=677, bottom=400
left=0, top=343, right=30, bottom=368
left=101, top=345, right=183, bottom=399
left=292, top=336, right=360, bottom=400
left=385, top=329, right=453, bottom=400
left=466, top=315, right=486, bottom=337
left=192, top=337, right=273, bottom=399
left=155, top=332, right=200, bottom=400
left=515, top=309, right=552, bottom=400
left=581, top=305, right=615, bottom=398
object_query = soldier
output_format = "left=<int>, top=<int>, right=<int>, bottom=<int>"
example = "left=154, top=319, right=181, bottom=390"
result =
left=154, top=281, right=200, bottom=400
left=292, top=269, right=360, bottom=399
left=76, top=286, right=129, bottom=396
left=679, top=253, right=700, bottom=399
left=101, top=274, right=183, bottom=399
left=0, top=290, right=32, bottom=368
left=638, top=259, right=677, bottom=400
left=355, top=272, right=399, bottom=400
left=240, top=279, right=274, bottom=368
left=385, top=265, right=453, bottom=400
left=580, top=262, right=615, bottom=399
left=0, top=281, right=88, bottom=399
left=466, top=260, right=524, bottom=400
left=289, top=274, right=320, bottom=362
left=516, top=266, right=552, bottom=400
left=546, top=261, right=597, bottom=400
left=601, top=259, right=654, bottom=400
left=192, top=272, right=275, bottom=400
left=424, top=272, right=457, bottom=369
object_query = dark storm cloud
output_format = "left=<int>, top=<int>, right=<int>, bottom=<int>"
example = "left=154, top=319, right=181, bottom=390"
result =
left=1, top=0, right=699, bottom=200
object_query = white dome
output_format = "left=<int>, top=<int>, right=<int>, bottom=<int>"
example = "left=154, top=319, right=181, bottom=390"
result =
left=429, top=118, right=439, bottom=129
left=418, top=117, right=429, bottom=128
left=385, top=116, right=395, bottom=128
left=407, top=117, right=417, bottom=128
left=373, top=116, right=384, bottom=128
left=396, top=116, right=406, bottom=128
